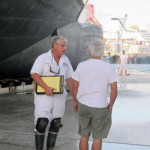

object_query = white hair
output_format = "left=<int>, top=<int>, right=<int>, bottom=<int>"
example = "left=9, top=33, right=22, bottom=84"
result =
left=89, top=39, right=105, bottom=58
left=51, top=35, right=67, bottom=48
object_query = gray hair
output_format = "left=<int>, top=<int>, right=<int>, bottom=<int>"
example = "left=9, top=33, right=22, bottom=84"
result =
left=89, top=39, right=105, bottom=58
left=51, top=35, right=67, bottom=48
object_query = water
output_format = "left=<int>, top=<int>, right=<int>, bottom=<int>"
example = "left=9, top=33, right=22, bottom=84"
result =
left=114, top=64, right=150, bottom=73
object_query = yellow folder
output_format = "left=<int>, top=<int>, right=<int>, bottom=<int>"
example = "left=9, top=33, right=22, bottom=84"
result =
left=35, top=76, right=64, bottom=94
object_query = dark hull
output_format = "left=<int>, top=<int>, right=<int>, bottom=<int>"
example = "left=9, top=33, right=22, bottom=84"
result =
left=0, top=0, right=86, bottom=79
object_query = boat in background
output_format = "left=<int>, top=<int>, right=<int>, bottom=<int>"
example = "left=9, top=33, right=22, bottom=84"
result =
left=0, top=0, right=104, bottom=87
left=0, top=0, right=87, bottom=81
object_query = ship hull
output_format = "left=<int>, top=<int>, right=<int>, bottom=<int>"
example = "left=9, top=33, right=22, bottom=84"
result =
left=0, top=0, right=85, bottom=79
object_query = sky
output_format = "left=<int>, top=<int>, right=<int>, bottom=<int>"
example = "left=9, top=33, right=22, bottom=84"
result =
left=89, top=0, right=150, bottom=30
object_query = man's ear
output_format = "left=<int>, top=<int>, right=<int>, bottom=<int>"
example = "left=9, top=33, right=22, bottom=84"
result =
left=53, top=43, right=57, bottom=49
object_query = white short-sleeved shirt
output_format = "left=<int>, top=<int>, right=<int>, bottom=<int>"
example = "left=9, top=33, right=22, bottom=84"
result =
left=30, top=50, right=74, bottom=99
left=120, top=55, right=128, bottom=64
left=72, top=59, right=117, bottom=108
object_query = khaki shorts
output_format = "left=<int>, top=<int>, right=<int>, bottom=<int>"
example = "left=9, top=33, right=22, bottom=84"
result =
left=78, top=103, right=112, bottom=139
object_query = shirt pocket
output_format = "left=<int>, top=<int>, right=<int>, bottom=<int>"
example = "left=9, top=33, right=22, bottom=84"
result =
left=42, top=63, right=51, bottom=75
left=60, top=63, right=68, bottom=78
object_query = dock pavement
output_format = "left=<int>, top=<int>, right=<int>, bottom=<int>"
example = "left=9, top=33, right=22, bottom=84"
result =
left=0, top=74, right=150, bottom=150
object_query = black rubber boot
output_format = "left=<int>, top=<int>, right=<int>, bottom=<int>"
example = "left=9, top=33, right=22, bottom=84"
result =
left=47, top=132, right=57, bottom=150
left=35, top=134, right=45, bottom=150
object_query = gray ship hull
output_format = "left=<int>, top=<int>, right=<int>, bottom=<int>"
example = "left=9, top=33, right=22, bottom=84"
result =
left=0, top=0, right=86, bottom=79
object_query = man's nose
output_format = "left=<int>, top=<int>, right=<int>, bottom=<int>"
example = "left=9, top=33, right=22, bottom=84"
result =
left=63, top=46, right=66, bottom=50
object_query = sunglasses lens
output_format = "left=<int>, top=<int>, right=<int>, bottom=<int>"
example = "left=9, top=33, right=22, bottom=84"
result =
left=50, top=63, right=59, bottom=74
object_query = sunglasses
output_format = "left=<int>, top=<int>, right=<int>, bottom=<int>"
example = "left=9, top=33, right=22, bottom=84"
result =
left=50, top=56, right=60, bottom=74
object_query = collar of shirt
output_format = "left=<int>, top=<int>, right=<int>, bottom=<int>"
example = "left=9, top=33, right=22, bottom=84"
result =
left=47, top=49, right=68, bottom=68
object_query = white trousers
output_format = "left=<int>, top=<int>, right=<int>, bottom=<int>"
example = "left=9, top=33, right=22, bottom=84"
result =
left=120, top=64, right=127, bottom=70
left=34, top=92, right=67, bottom=124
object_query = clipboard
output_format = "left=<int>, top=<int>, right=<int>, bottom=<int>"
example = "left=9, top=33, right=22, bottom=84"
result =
left=35, top=76, right=64, bottom=94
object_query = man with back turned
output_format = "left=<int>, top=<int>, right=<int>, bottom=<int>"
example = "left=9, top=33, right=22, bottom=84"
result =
left=72, top=39, right=117, bottom=150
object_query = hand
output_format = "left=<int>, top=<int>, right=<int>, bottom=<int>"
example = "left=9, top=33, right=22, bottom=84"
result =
left=44, top=86, right=55, bottom=96
left=73, top=101, right=78, bottom=113
left=108, top=104, right=113, bottom=111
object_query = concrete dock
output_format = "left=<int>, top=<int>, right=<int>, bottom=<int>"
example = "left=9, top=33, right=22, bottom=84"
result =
left=0, top=74, right=150, bottom=150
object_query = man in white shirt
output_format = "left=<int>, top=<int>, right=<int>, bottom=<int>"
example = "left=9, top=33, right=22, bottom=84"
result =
left=72, top=39, right=117, bottom=150
left=119, top=50, right=129, bottom=76
left=30, top=36, right=73, bottom=150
